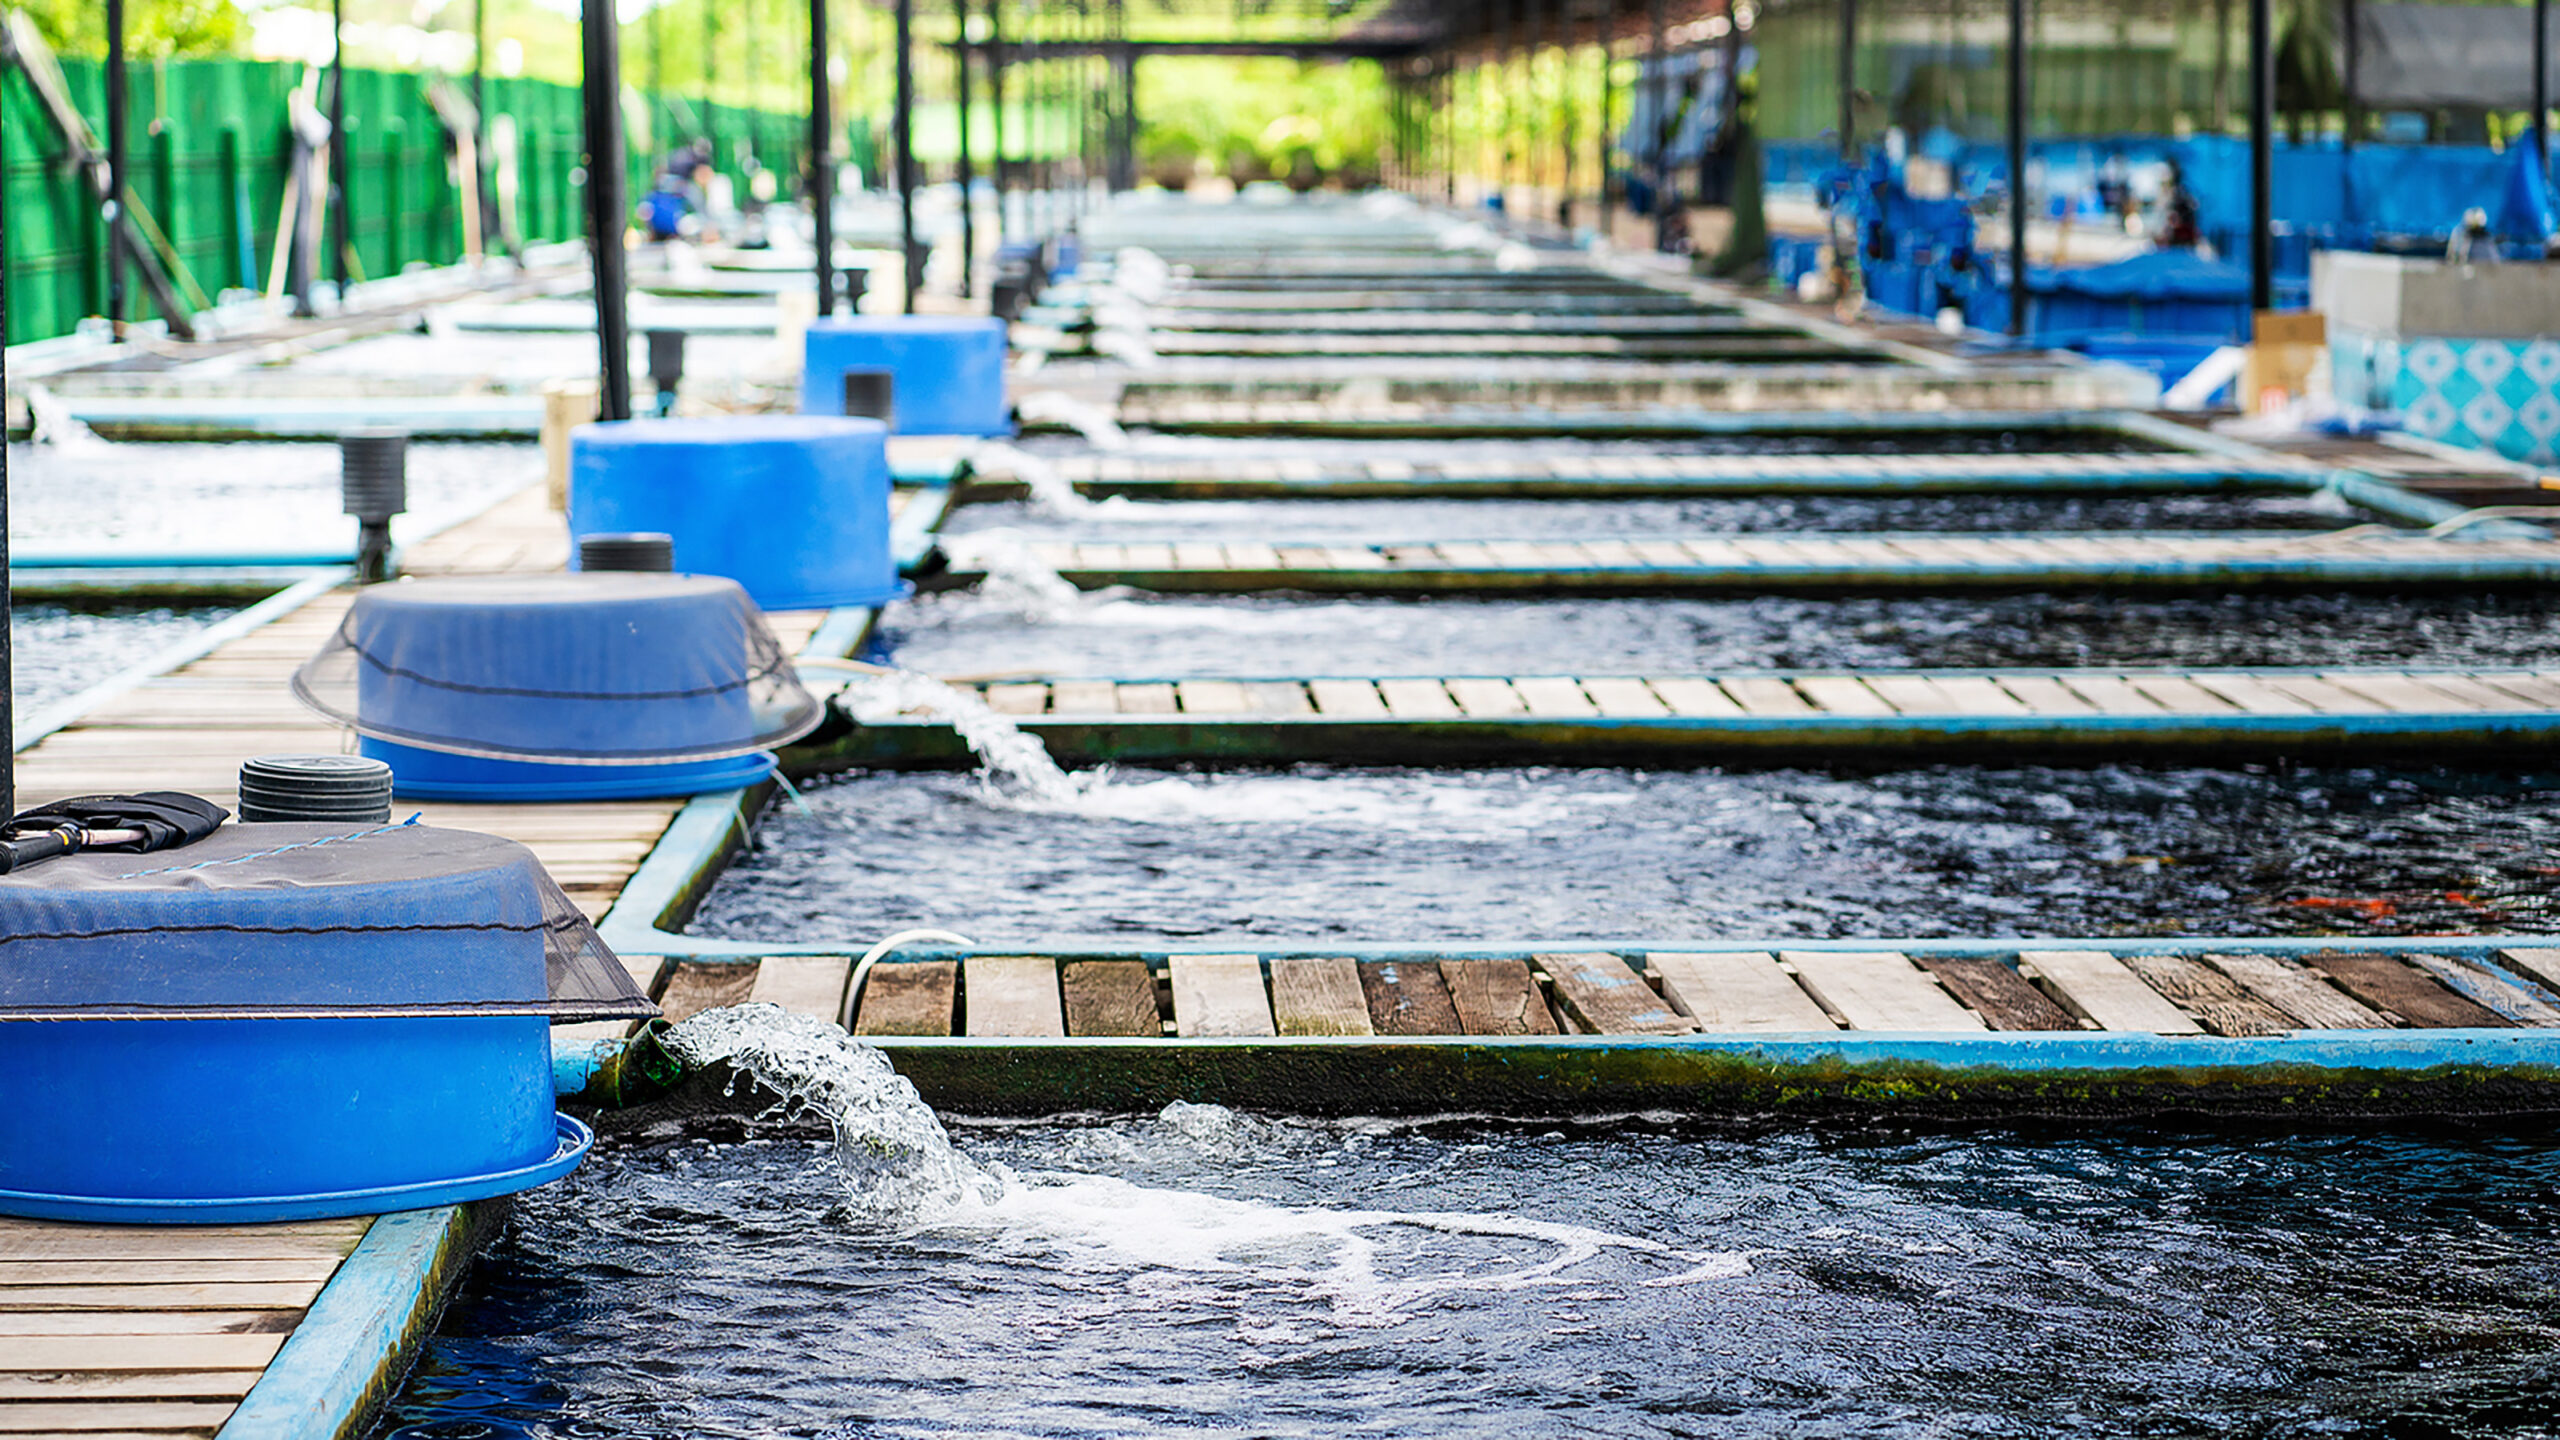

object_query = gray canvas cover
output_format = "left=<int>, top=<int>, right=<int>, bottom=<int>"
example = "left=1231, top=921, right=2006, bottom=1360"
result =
left=2354, top=5, right=2560, bottom=110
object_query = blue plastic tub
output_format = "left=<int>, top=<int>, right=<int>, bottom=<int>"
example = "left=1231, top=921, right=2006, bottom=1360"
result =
left=801, top=316, right=1010, bottom=435
left=0, top=1017, right=573, bottom=1222
left=0, top=822, right=603, bottom=1223
left=571, top=416, right=900, bottom=609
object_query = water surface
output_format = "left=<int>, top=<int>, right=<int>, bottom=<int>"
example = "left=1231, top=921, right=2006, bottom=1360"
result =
left=694, top=765, right=2560, bottom=946
left=879, top=589, right=2560, bottom=679
left=381, top=1108, right=2560, bottom=1440
left=9, top=604, right=232, bottom=715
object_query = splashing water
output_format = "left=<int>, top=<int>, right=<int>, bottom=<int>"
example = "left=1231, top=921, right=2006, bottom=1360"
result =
left=1014, top=391, right=1130, bottom=448
left=24, top=387, right=111, bottom=454
left=936, top=528, right=1085, bottom=615
left=659, top=1004, right=1751, bottom=1322
left=973, top=440, right=1101, bottom=516
left=831, top=664, right=1087, bottom=803
left=661, top=1005, right=1001, bottom=1220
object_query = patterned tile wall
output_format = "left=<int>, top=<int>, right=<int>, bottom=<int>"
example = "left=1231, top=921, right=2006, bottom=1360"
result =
left=2333, top=331, right=2560, bottom=466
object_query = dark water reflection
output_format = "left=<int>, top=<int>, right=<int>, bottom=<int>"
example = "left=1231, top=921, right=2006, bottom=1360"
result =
left=692, top=765, right=2560, bottom=946
left=378, top=1116, right=2560, bottom=1440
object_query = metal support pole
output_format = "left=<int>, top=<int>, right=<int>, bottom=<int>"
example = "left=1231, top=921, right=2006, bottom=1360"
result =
left=331, top=0, right=350, bottom=292
left=580, top=0, right=634, bottom=420
left=2248, top=0, right=2273, bottom=313
left=958, top=15, right=976, bottom=297
left=1111, top=44, right=1135, bottom=191
left=811, top=0, right=837, bottom=316
left=3, top=172, right=12, bottom=822
left=1444, top=57, right=1458, bottom=204
left=1838, top=0, right=1858, bottom=163
left=990, top=0, right=1010, bottom=239
left=896, top=0, right=919, bottom=312
left=2536, top=0, right=2550, bottom=172
left=2007, top=0, right=2027, bottom=337
left=473, top=0, right=491, bottom=243
left=2341, top=0, right=2359, bottom=150
left=1599, top=22, right=1617, bottom=209
left=105, top=0, right=127, bottom=329
left=1645, top=0, right=1666, bottom=247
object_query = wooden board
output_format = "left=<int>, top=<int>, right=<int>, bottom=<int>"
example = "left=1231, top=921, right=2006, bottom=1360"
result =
left=964, top=956, right=1066, bottom=1037
left=0, top=1333, right=285, bottom=1372
left=851, top=961, right=957, bottom=1037
left=2017, top=950, right=2202, bottom=1033
left=1536, top=952, right=1696, bottom=1035
left=1437, top=959, right=1561, bottom=1035
left=2498, top=948, right=2560, bottom=997
left=1647, top=952, right=1834, bottom=1032
left=2302, top=953, right=2505, bottom=1028
left=1378, top=678, right=1461, bottom=719
left=1169, top=954, right=1276, bottom=1038
left=747, top=956, right=852, bottom=1024
left=1061, top=960, right=1162, bottom=1037
left=2205, top=954, right=2389, bottom=1030
left=1780, top=951, right=1985, bottom=1032
left=1309, top=680, right=1388, bottom=717
left=2120, top=956, right=2293, bottom=1037
left=654, top=961, right=758, bottom=1026
left=2403, top=954, right=2560, bottom=1026
left=1358, top=960, right=1463, bottom=1036
left=1916, top=956, right=2078, bottom=1031
left=1268, top=958, right=1374, bottom=1036
left=0, top=1397, right=241, bottom=1431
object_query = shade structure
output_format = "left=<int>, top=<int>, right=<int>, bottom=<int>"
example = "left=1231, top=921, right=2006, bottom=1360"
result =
left=0, top=822, right=653, bottom=1221
left=291, top=572, right=823, bottom=801
left=802, top=316, right=1011, bottom=435
left=570, top=416, right=901, bottom=610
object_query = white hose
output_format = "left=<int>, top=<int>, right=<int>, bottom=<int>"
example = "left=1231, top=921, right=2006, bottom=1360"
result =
left=839, top=928, right=976, bottom=1031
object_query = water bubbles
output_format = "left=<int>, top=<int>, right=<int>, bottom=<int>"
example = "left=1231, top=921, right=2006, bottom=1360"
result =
left=830, top=665, right=1090, bottom=805
left=22, top=387, right=111, bottom=455
left=659, top=1004, right=1002, bottom=1222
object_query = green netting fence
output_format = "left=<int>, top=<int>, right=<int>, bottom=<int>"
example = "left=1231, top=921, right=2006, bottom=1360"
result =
left=2, top=54, right=817, bottom=346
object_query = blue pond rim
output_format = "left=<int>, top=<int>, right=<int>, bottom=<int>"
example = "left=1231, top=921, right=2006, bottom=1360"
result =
left=364, top=740, right=781, bottom=802
left=0, top=1114, right=592, bottom=1225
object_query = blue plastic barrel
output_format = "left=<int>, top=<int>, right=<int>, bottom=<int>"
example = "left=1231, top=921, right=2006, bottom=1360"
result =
left=0, top=822, right=588, bottom=1222
left=801, top=316, right=1010, bottom=435
left=332, top=572, right=807, bottom=801
left=0, top=1017, right=566, bottom=1221
left=571, top=416, right=899, bottom=610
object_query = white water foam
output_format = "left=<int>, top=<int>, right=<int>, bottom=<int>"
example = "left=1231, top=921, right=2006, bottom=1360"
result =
left=934, top=528, right=1087, bottom=614
left=661, top=1005, right=1753, bottom=1327
left=24, top=386, right=112, bottom=454
left=661, top=1005, right=1002, bottom=1220
left=1013, top=392, right=1130, bottom=449
left=971, top=441, right=1107, bottom=516
left=831, top=666, right=1088, bottom=804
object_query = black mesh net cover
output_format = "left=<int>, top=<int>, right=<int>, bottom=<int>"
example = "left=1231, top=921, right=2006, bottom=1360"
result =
left=0, top=821, right=659, bottom=1022
left=288, top=573, right=823, bottom=764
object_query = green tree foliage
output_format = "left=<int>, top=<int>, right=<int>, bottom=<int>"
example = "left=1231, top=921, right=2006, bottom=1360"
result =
left=15, top=0, right=248, bottom=58
left=1137, top=57, right=1387, bottom=186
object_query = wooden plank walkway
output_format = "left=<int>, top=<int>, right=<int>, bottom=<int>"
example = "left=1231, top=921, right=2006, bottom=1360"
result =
left=0, top=1214, right=370, bottom=1437
left=815, top=664, right=2560, bottom=768
left=969, top=530, right=2560, bottom=594
left=1143, top=333, right=1859, bottom=360
left=647, top=946, right=2560, bottom=1044
left=1141, top=311, right=1767, bottom=335
left=972, top=450, right=2308, bottom=499
left=1, top=481, right=864, bottom=1433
